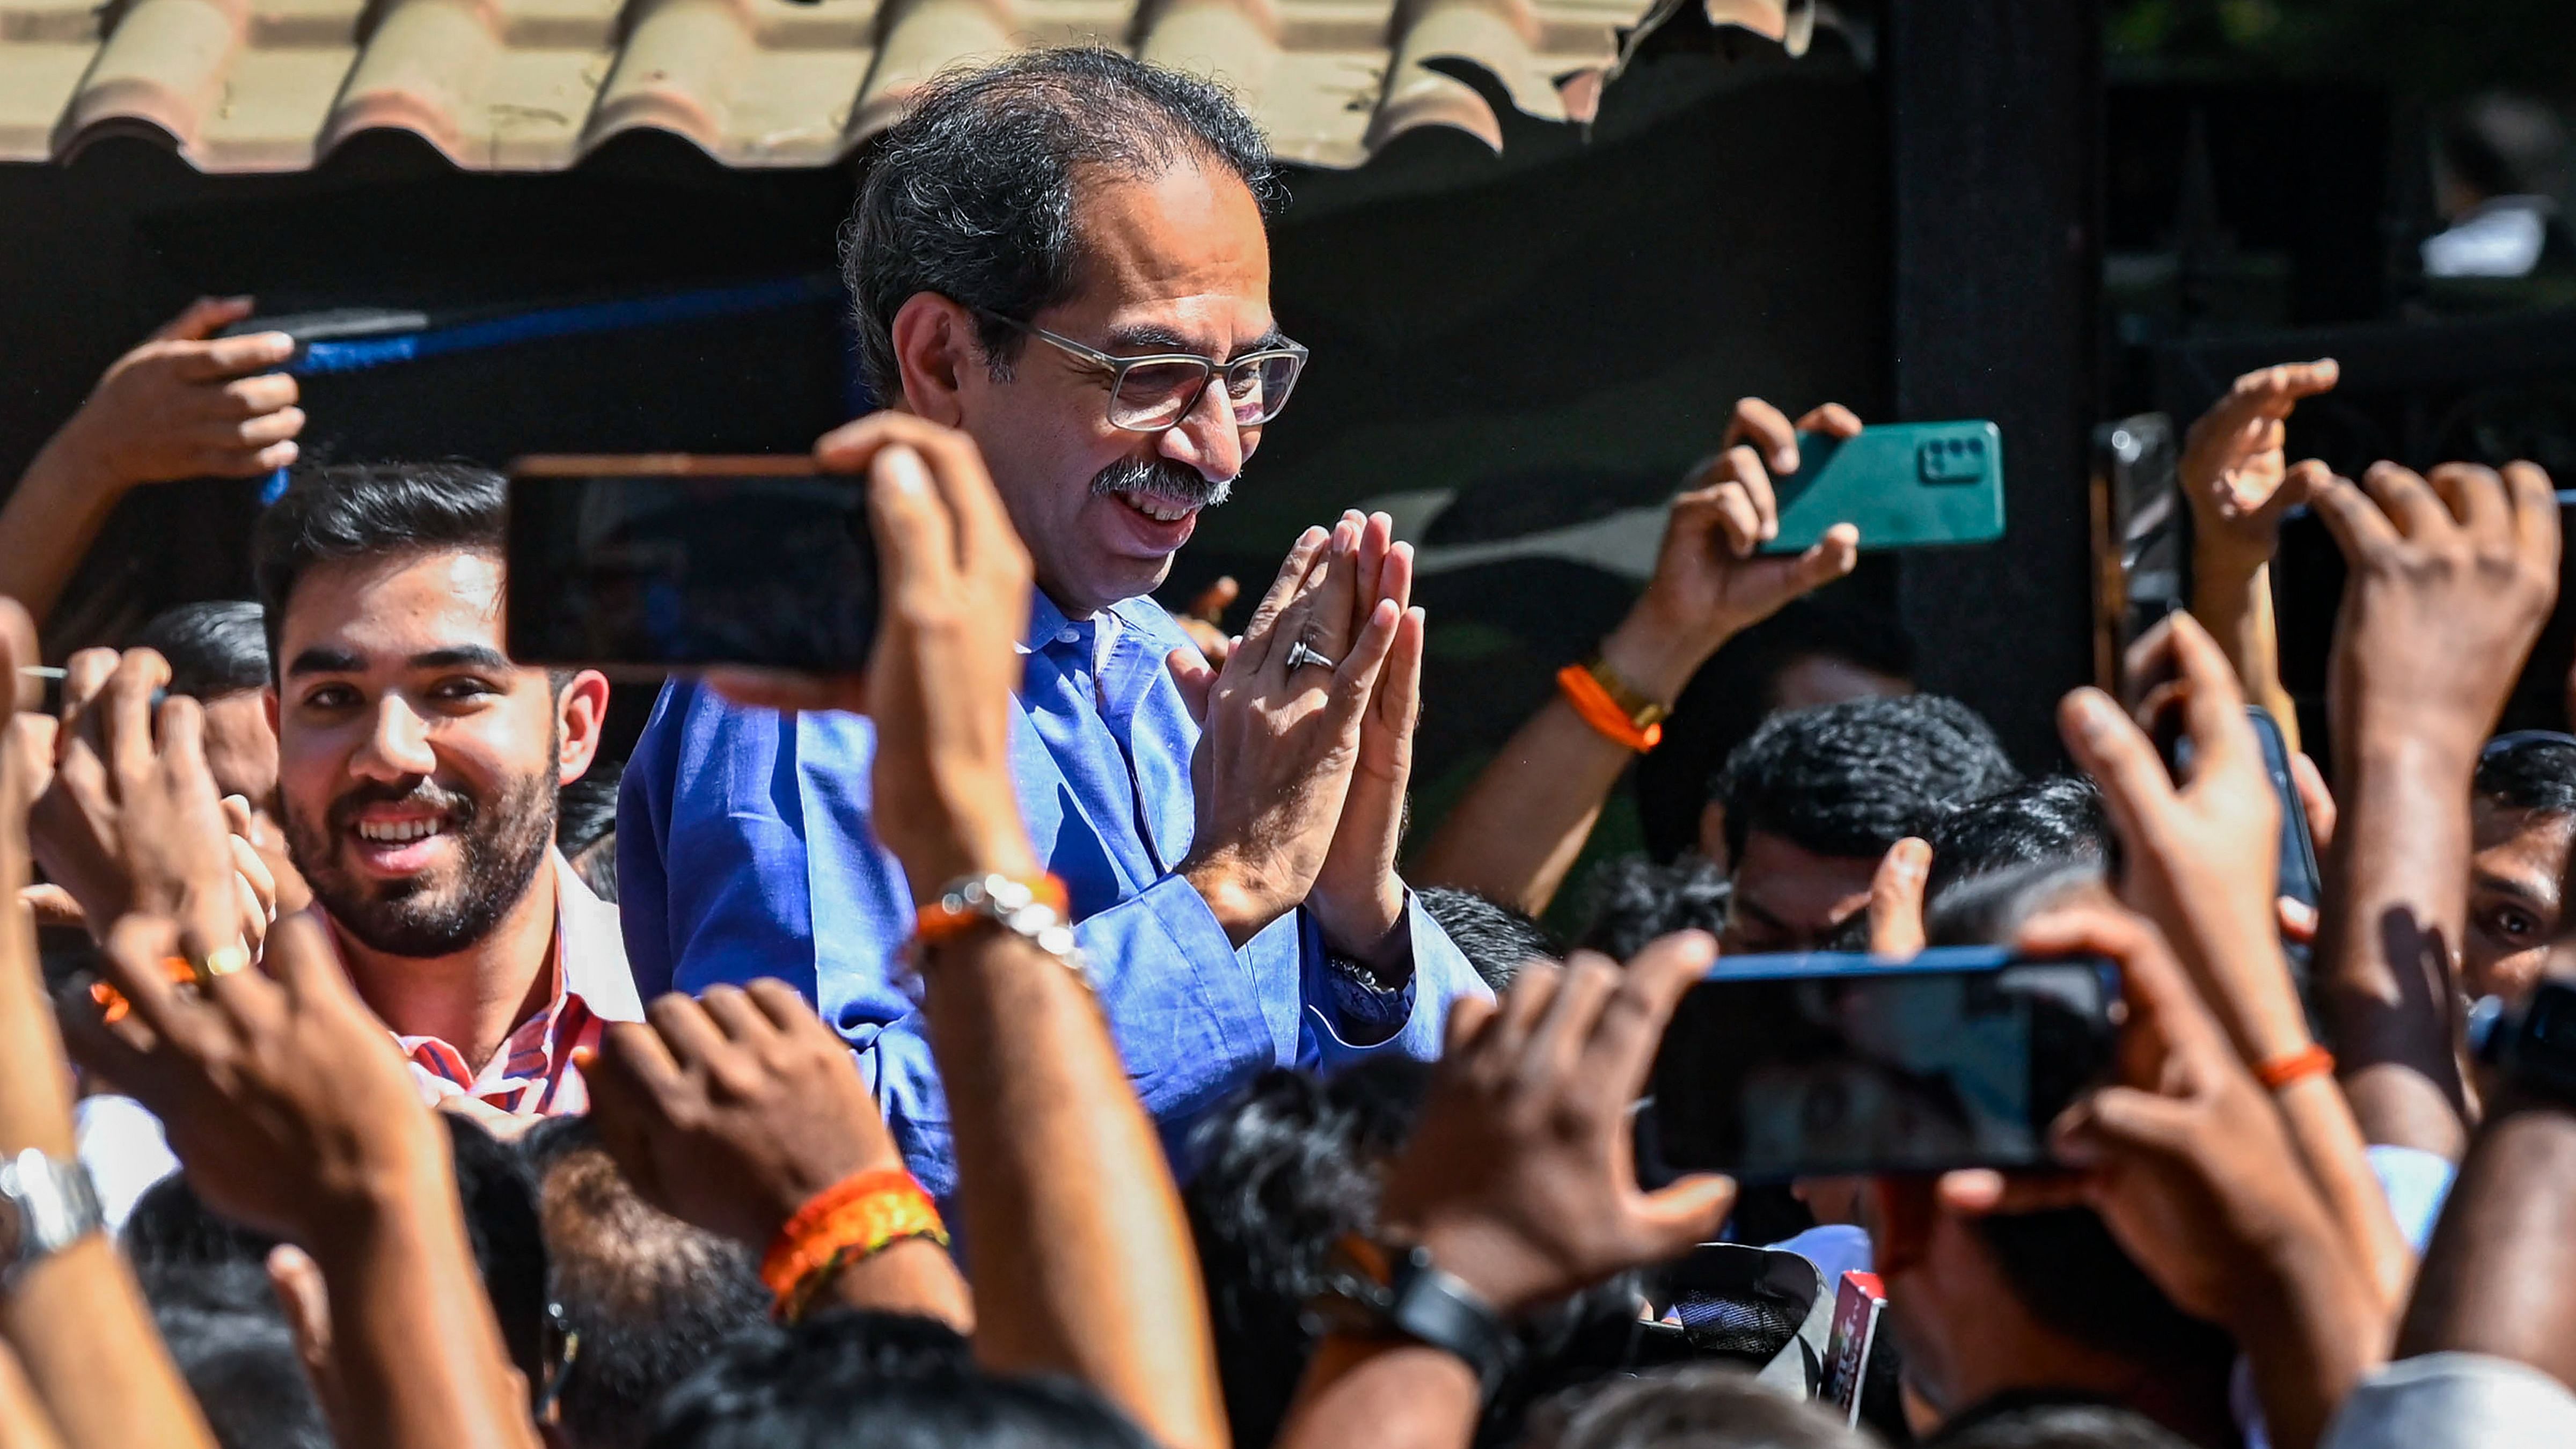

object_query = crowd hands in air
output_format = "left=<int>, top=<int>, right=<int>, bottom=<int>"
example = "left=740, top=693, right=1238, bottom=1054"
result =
left=2, top=47, right=2575, bottom=1449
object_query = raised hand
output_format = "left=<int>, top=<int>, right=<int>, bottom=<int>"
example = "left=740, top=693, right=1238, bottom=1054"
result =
left=1174, top=575, right=1239, bottom=667
left=583, top=982, right=906, bottom=1249
left=2180, top=360, right=2339, bottom=570
left=2062, top=613, right=2301, bottom=1064
left=709, top=413, right=1040, bottom=902
left=1378, top=933, right=1736, bottom=1315
left=53, top=299, right=303, bottom=487
left=25, top=648, right=246, bottom=962
left=2316, top=460, right=2560, bottom=755
left=1311, top=512, right=1426, bottom=967
left=1595, top=397, right=1864, bottom=705
left=1174, top=518, right=1402, bottom=946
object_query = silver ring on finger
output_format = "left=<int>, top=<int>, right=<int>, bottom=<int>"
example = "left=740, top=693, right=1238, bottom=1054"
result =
left=1284, top=639, right=1340, bottom=674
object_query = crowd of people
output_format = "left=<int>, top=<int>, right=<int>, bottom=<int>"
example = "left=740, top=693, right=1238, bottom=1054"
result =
left=0, top=42, right=2570, bottom=1449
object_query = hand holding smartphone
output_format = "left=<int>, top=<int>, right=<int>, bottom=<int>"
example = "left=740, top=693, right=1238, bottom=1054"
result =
left=1642, top=946, right=2121, bottom=1182
left=1761, top=421, right=2007, bottom=554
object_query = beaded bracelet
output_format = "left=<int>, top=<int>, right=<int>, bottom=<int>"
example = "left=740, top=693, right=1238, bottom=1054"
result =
left=762, top=1168, right=949, bottom=1323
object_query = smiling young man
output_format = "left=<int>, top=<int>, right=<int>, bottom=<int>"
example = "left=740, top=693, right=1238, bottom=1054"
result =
left=621, top=48, right=1486, bottom=1195
left=255, top=462, right=638, bottom=1115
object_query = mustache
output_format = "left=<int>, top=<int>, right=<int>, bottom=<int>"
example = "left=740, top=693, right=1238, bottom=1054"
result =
left=326, top=778, right=478, bottom=833
left=1091, top=457, right=1233, bottom=511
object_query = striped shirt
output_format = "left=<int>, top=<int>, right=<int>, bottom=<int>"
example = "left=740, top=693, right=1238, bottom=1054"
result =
left=389, top=851, right=643, bottom=1117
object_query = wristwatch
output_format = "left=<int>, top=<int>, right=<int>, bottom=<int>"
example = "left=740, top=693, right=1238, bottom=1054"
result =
left=1306, top=1234, right=1515, bottom=1399
left=0, top=1148, right=103, bottom=1287
left=2471, top=978, right=2576, bottom=1106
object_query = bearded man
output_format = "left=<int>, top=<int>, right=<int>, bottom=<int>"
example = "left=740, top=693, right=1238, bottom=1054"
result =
left=255, top=462, right=637, bottom=1115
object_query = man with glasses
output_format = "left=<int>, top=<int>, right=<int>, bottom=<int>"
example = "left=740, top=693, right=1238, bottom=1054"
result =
left=619, top=48, right=1487, bottom=1194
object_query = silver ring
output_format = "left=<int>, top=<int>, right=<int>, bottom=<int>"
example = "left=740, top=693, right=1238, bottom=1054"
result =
left=1284, top=639, right=1339, bottom=673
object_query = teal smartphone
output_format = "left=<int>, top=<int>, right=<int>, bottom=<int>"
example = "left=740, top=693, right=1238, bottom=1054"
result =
left=1759, top=421, right=2006, bottom=553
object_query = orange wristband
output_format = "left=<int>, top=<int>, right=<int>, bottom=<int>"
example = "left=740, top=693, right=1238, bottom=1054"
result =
left=89, top=955, right=208, bottom=1024
left=2254, top=1044, right=2336, bottom=1091
left=913, top=873, right=1069, bottom=948
left=762, top=1169, right=948, bottom=1319
left=1557, top=663, right=1663, bottom=753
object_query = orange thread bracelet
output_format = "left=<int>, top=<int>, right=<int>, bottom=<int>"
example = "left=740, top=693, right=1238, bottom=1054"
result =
left=89, top=956, right=209, bottom=1024
left=914, top=873, right=1069, bottom=948
left=761, top=1169, right=948, bottom=1320
left=2255, top=1044, right=2336, bottom=1091
left=1557, top=663, right=1663, bottom=753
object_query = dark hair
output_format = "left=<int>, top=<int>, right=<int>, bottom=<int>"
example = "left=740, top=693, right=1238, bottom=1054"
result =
left=1416, top=886, right=1558, bottom=991
left=521, top=1115, right=773, bottom=1449
left=133, top=600, right=270, bottom=699
left=1717, top=694, right=2020, bottom=863
left=252, top=462, right=509, bottom=666
left=444, top=1113, right=552, bottom=1394
left=2439, top=94, right=2563, bottom=202
left=1928, top=1394, right=2199, bottom=1447
left=2476, top=734, right=2576, bottom=817
left=128, top=1123, right=548, bottom=1399
left=559, top=759, right=624, bottom=858
left=156, top=1305, right=334, bottom=1449
left=1974, top=1210, right=2233, bottom=1380
left=1634, top=597, right=1918, bottom=860
left=1922, top=776, right=2116, bottom=902
left=843, top=48, right=1279, bottom=404
left=1525, top=1365, right=1874, bottom=1449
left=646, top=1309, right=1154, bottom=1449
left=1183, top=1063, right=1427, bottom=1447
left=1922, top=861, right=2107, bottom=950
left=1575, top=854, right=1731, bottom=961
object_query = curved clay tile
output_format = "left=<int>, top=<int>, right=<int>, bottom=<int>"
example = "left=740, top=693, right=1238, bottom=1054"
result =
left=846, top=0, right=1014, bottom=144
left=1366, top=0, right=1548, bottom=156
left=586, top=0, right=755, bottom=157
left=57, top=0, right=251, bottom=160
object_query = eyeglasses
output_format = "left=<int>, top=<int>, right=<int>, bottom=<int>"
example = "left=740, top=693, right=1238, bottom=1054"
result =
left=978, top=310, right=1309, bottom=433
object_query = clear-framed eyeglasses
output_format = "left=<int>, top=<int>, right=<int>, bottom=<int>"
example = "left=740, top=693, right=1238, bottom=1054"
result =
left=978, top=310, right=1310, bottom=433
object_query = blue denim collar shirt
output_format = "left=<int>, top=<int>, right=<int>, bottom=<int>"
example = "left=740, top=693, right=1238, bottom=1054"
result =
left=618, top=588, right=1488, bottom=1197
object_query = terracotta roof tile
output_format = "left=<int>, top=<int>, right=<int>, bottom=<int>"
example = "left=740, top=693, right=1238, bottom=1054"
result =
left=0, top=0, right=1813, bottom=170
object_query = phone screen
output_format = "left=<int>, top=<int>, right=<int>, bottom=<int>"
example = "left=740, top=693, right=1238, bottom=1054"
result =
left=2243, top=709, right=2323, bottom=911
left=1643, top=948, right=2120, bottom=1182
left=503, top=457, right=876, bottom=676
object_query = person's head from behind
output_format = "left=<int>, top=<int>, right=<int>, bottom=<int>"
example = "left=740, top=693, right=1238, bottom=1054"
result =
left=1713, top=694, right=2019, bottom=952
left=1183, top=1062, right=1425, bottom=1447
left=1415, top=886, right=1556, bottom=991
left=253, top=463, right=609, bottom=959
left=1575, top=854, right=1731, bottom=962
left=1928, top=1396, right=2198, bottom=1448
left=646, top=1309, right=1154, bottom=1449
left=1922, top=777, right=2116, bottom=905
left=156, top=1304, right=334, bottom=1449
left=135, top=599, right=277, bottom=808
left=1524, top=1364, right=1875, bottom=1449
left=1877, top=865, right=2233, bottom=1442
left=846, top=49, right=1286, bottom=617
left=2469, top=732, right=2576, bottom=1002
left=521, top=1115, right=771, bottom=1449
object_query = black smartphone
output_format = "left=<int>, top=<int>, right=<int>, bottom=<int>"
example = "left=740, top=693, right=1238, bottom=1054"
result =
left=503, top=455, right=877, bottom=678
left=1642, top=947, right=2122, bottom=1182
left=2158, top=704, right=2321, bottom=912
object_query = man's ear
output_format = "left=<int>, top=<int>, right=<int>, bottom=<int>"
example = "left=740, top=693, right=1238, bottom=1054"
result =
left=264, top=684, right=280, bottom=737
left=555, top=670, right=610, bottom=787
left=888, top=292, right=982, bottom=428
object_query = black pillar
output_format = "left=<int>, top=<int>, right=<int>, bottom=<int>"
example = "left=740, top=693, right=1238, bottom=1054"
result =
left=1884, top=0, right=2103, bottom=767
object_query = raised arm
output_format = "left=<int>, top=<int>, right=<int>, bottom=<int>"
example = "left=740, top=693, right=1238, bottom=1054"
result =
left=2308, top=462, right=2560, bottom=1158
left=2062, top=611, right=2410, bottom=1308
left=0, top=598, right=217, bottom=1449
left=1414, top=398, right=1863, bottom=914
left=0, top=301, right=301, bottom=630
left=2178, top=359, right=2339, bottom=752
left=708, top=411, right=1230, bottom=1449
left=41, top=669, right=533, bottom=1449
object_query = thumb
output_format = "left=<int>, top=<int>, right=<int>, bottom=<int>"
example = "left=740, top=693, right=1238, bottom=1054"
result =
left=1166, top=647, right=1214, bottom=726
left=1636, top=1173, right=1737, bottom=1252
left=153, top=296, right=254, bottom=343
left=2251, top=458, right=2331, bottom=533
left=1867, top=837, right=1930, bottom=956
left=1790, top=524, right=1860, bottom=593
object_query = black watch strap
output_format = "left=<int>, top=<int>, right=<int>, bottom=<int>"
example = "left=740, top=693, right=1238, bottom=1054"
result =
left=1310, top=1236, right=1514, bottom=1399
